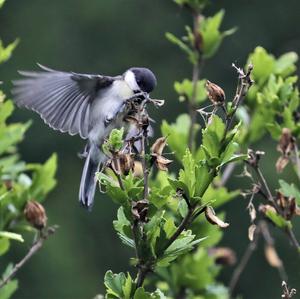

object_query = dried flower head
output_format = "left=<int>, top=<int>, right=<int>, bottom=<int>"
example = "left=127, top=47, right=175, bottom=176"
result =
left=276, top=128, right=296, bottom=173
left=24, top=200, right=47, bottom=230
left=132, top=199, right=149, bottom=222
left=208, top=247, right=236, bottom=266
left=276, top=192, right=300, bottom=220
left=151, top=136, right=173, bottom=171
left=247, top=149, right=265, bottom=168
left=206, top=80, right=226, bottom=105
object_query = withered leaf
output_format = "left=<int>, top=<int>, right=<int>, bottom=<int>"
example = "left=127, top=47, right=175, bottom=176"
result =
left=151, top=137, right=167, bottom=156
left=248, top=224, right=257, bottom=241
left=205, top=206, right=229, bottom=228
left=264, top=245, right=282, bottom=268
left=156, top=155, right=173, bottom=171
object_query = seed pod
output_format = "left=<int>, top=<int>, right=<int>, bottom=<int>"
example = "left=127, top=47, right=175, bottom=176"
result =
left=118, top=153, right=134, bottom=175
left=24, top=200, right=47, bottom=230
left=206, top=80, right=226, bottom=105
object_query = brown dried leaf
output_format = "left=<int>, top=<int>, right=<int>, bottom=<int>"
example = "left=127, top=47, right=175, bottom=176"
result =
left=264, top=245, right=282, bottom=268
left=248, top=224, right=257, bottom=241
left=205, top=206, right=229, bottom=228
left=248, top=202, right=257, bottom=222
left=151, top=137, right=167, bottom=156
left=118, top=153, right=134, bottom=175
left=156, top=155, right=173, bottom=171
left=276, top=156, right=289, bottom=173
left=133, top=161, right=143, bottom=177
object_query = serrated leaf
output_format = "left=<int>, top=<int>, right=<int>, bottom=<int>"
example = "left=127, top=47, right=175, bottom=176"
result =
left=278, top=180, right=300, bottom=203
left=202, top=115, right=225, bottom=157
left=161, top=114, right=192, bottom=160
left=104, top=271, right=126, bottom=298
left=248, top=47, right=275, bottom=84
left=200, top=10, right=236, bottom=58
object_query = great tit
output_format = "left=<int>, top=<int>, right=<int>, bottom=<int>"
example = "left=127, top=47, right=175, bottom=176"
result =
left=12, top=64, right=157, bottom=209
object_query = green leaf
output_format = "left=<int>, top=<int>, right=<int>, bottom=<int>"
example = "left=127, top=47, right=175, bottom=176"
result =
left=104, top=271, right=126, bottom=298
left=265, top=210, right=292, bottom=229
left=0, top=238, right=10, bottom=256
left=0, top=0, right=6, bottom=9
left=202, top=115, right=225, bottom=157
left=0, top=280, right=18, bottom=299
left=179, top=149, right=196, bottom=198
left=200, top=10, right=236, bottom=59
left=0, top=122, right=31, bottom=155
left=166, top=32, right=197, bottom=64
left=28, top=154, right=57, bottom=200
left=0, top=231, right=24, bottom=242
left=278, top=180, right=300, bottom=203
left=274, top=52, right=298, bottom=77
left=161, top=114, right=193, bottom=160
left=0, top=39, right=19, bottom=64
left=247, top=47, right=275, bottom=84
left=134, top=288, right=166, bottom=299
left=0, top=101, right=14, bottom=124
left=174, top=79, right=207, bottom=103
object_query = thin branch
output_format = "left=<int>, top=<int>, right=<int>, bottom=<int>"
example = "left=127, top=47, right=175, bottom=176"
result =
left=0, top=226, right=57, bottom=289
left=229, top=228, right=260, bottom=296
left=250, top=164, right=300, bottom=252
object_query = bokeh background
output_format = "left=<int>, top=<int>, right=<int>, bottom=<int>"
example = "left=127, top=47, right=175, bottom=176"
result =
left=1, top=0, right=300, bottom=298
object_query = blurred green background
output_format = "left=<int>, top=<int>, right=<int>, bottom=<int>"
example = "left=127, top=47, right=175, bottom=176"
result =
left=1, top=0, right=300, bottom=298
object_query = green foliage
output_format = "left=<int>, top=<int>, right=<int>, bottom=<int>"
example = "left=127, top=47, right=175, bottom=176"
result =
left=278, top=180, right=300, bottom=204
left=161, top=114, right=193, bottom=160
left=174, top=79, right=207, bottom=104
left=200, top=10, right=236, bottom=59
left=102, top=128, right=125, bottom=154
left=0, top=7, right=57, bottom=295
left=0, top=39, right=19, bottom=64
left=241, top=47, right=299, bottom=143
left=104, top=271, right=135, bottom=299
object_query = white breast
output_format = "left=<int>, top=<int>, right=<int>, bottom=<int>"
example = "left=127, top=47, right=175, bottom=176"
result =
left=88, top=79, right=135, bottom=145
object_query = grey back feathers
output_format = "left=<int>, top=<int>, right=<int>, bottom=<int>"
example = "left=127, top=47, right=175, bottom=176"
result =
left=12, top=64, right=116, bottom=139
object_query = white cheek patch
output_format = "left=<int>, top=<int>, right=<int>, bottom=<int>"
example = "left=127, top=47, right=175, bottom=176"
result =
left=124, top=70, right=140, bottom=91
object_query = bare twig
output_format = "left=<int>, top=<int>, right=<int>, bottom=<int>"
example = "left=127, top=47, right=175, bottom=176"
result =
left=229, top=227, right=260, bottom=296
left=0, top=226, right=57, bottom=289
left=281, top=281, right=297, bottom=298
left=249, top=163, right=300, bottom=252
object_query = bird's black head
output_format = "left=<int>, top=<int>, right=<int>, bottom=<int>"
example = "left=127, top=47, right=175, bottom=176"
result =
left=129, top=67, right=157, bottom=93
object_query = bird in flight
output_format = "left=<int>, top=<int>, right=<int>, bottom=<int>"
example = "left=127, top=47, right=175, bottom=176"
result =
left=12, top=64, right=157, bottom=209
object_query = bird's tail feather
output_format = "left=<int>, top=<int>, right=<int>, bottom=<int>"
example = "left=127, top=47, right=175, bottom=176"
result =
left=79, top=145, right=104, bottom=209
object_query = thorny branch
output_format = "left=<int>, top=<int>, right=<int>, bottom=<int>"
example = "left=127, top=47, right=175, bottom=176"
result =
left=0, top=226, right=57, bottom=289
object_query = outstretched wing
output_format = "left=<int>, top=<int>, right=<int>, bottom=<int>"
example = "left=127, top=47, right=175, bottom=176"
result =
left=12, top=64, right=116, bottom=139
